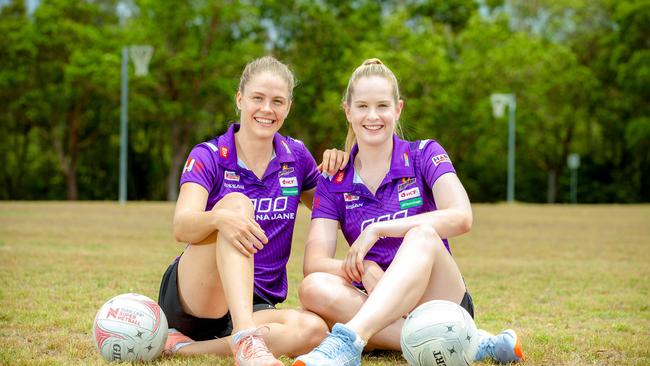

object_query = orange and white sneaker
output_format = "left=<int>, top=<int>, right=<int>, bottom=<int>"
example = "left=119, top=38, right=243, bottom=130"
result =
left=232, top=327, right=283, bottom=366
left=163, top=328, right=194, bottom=356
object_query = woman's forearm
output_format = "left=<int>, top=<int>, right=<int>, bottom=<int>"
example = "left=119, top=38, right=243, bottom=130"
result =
left=370, top=208, right=472, bottom=239
left=304, top=257, right=346, bottom=278
left=173, top=209, right=220, bottom=244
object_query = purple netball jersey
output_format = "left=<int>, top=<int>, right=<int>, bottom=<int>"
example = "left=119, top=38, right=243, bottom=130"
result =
left=312, top=135, right=456, bottom=272
left=179, top=124, right=319, bottom=304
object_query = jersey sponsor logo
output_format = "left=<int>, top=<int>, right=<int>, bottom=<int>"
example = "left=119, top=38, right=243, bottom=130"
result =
left=220, top=146, right=229, bottom=158
left=281, top=140, right=292, bottom=154
left=224, top=170, right=240, bottom=181
left=346, top=203, right=363, bottom=210
left=313, top=196, right=321, bottom=210
left=279, top=163, right=295, bottom=176
left=343, top=193, right=359, bottom=202
left=432, top=154, right=450, bottom=166
left=335, top=171, right=345, bottom=184
left=281, top=187, right=299, bottom=196
left=251, top=196, right=296, bottom=221
left=224, top=183, right=245, bottom=189
left=398, top=187, right=420, bottom=201
left=398, top=177, right=416, bottom=191
left=182, top=157, right=204, bottom=174
left=403, top=152, right=410, bottom=167
left=280, top=176, right=299, bottom=196
left=344, top=192, right=362, bottom=209
left=398, top=187, right=422, bottom=209
left=279, top=176, right=298, bottom=187
left=183, top=158, right=195, bottom=174
left=361, top=209, right=408, bottom=231
left=400, top=197, right=423, bottom=209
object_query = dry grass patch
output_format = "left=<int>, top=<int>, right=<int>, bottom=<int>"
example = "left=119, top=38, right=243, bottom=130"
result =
left=0, top=202, right=648, bottom=365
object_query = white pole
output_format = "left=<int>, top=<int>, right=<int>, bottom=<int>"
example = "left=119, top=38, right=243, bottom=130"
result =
left=507, top=95, right=516, bottom=203
left=491, top=93, right=516, bottom=203
left=567, top=153, right=580, bottom=204
left=119, top=47, right=128, bottom=204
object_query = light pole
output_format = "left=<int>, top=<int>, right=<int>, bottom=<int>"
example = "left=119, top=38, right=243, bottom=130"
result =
left=119, top=45, right=153, bottom=204
left=490, top=93, right=517, bottom=203
left=567, top=153, right=580, bottom=204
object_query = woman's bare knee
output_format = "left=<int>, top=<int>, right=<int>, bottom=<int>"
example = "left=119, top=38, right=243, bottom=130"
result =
left=214, top=192, right=254, bottom=216
left=299, top=272, right=339, bottom=314
left=405, top=224, right=440, bottom=241
left=403, top=225, right=445, bottom=253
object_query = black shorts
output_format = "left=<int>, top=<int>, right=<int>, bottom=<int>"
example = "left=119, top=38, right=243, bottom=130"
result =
left=157, top=259, right=275, bottom=341
left=460, top=291, right=475, bottom=319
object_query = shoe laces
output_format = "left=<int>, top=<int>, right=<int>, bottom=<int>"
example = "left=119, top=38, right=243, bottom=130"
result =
left=163, top=329, right=193, bottom=356
left=477, top=335, right=497, bottom=359
left=313, top=330, right=355, bottom=361
left=236, top=327, right=274, bottom=360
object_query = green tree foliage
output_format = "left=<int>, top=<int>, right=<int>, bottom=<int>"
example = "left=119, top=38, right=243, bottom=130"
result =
left=126, top=0, right=264, bottom=200
left=1, top=0, right=121, bottom=200
left=455, top=16, right=598, bottom=202
left=0, top=0, right=646, bottom=203
left=0, top=0, right=38, bottom=199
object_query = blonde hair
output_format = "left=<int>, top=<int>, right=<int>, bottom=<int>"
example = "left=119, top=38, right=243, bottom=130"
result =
left=238, top=56, right=296, bottom=99
left=343, top=58, right=402, bottom=152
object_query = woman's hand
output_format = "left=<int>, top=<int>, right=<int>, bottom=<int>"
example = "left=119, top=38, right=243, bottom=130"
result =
left=343, top=225, right=379, bottom=283
left=213, top=208, right=268, bottom=257
left=318, top=149, right=349, bottom=176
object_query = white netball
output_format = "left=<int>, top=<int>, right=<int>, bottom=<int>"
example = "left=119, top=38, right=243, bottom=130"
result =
left=401, top=300, right=479, bottom=366
left=92, top=293, right=168, bottom=362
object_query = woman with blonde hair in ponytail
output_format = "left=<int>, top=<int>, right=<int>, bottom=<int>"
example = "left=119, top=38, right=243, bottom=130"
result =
left=292, top=59, right=525, bottom=366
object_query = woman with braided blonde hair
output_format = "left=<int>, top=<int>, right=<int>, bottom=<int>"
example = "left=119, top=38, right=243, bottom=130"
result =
left=293, top=59, right=525, bottom=366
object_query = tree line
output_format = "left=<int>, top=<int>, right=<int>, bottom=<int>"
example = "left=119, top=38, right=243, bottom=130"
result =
left=1, top=0, right=648, bottom=203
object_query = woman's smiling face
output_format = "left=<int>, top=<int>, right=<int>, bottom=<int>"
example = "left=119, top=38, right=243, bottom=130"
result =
left=344, top=75, right=403, bottom=147
left=236, top=71, right=292, bottom=140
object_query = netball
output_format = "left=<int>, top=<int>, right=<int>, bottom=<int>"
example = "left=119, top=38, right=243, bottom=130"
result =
left=92, top=293, right=168, bottom=362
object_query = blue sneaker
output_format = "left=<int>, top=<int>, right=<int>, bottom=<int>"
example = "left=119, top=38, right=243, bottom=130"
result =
left=475, top=329, right=525, bottom=363
left=292, top=323, right=365, bottom=366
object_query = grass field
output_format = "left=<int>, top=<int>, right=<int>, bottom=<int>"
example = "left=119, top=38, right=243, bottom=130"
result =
left=0, top=202, right=648, bottom=365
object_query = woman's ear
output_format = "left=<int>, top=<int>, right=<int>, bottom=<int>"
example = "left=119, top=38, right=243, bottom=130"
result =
left=235, top=91, right=242, bottom=111
left=395, top=99, right=404, bottom=119
left=343, top=101, right=351, bottom=121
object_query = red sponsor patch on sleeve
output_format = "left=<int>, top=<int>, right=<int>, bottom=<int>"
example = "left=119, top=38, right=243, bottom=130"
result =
left=335, top=171, right=345, bottom=183
left=432, top=154, right=450, bottom=166
left=182, top=157, right=204, bottom=174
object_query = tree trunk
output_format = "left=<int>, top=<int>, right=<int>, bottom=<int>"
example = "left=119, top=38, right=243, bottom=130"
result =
left=166, top=122, right=191, bottom=202
left=166, top=153, right=181, bottom=202
left=65, top=103, right=81, bottom=200
left=66, top=167, right=78, bottom=200
left=547, top=170, right=557, bottom=203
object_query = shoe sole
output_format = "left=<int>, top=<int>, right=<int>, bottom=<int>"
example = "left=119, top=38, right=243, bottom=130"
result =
left=506, top=329, right=525, bottom=362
